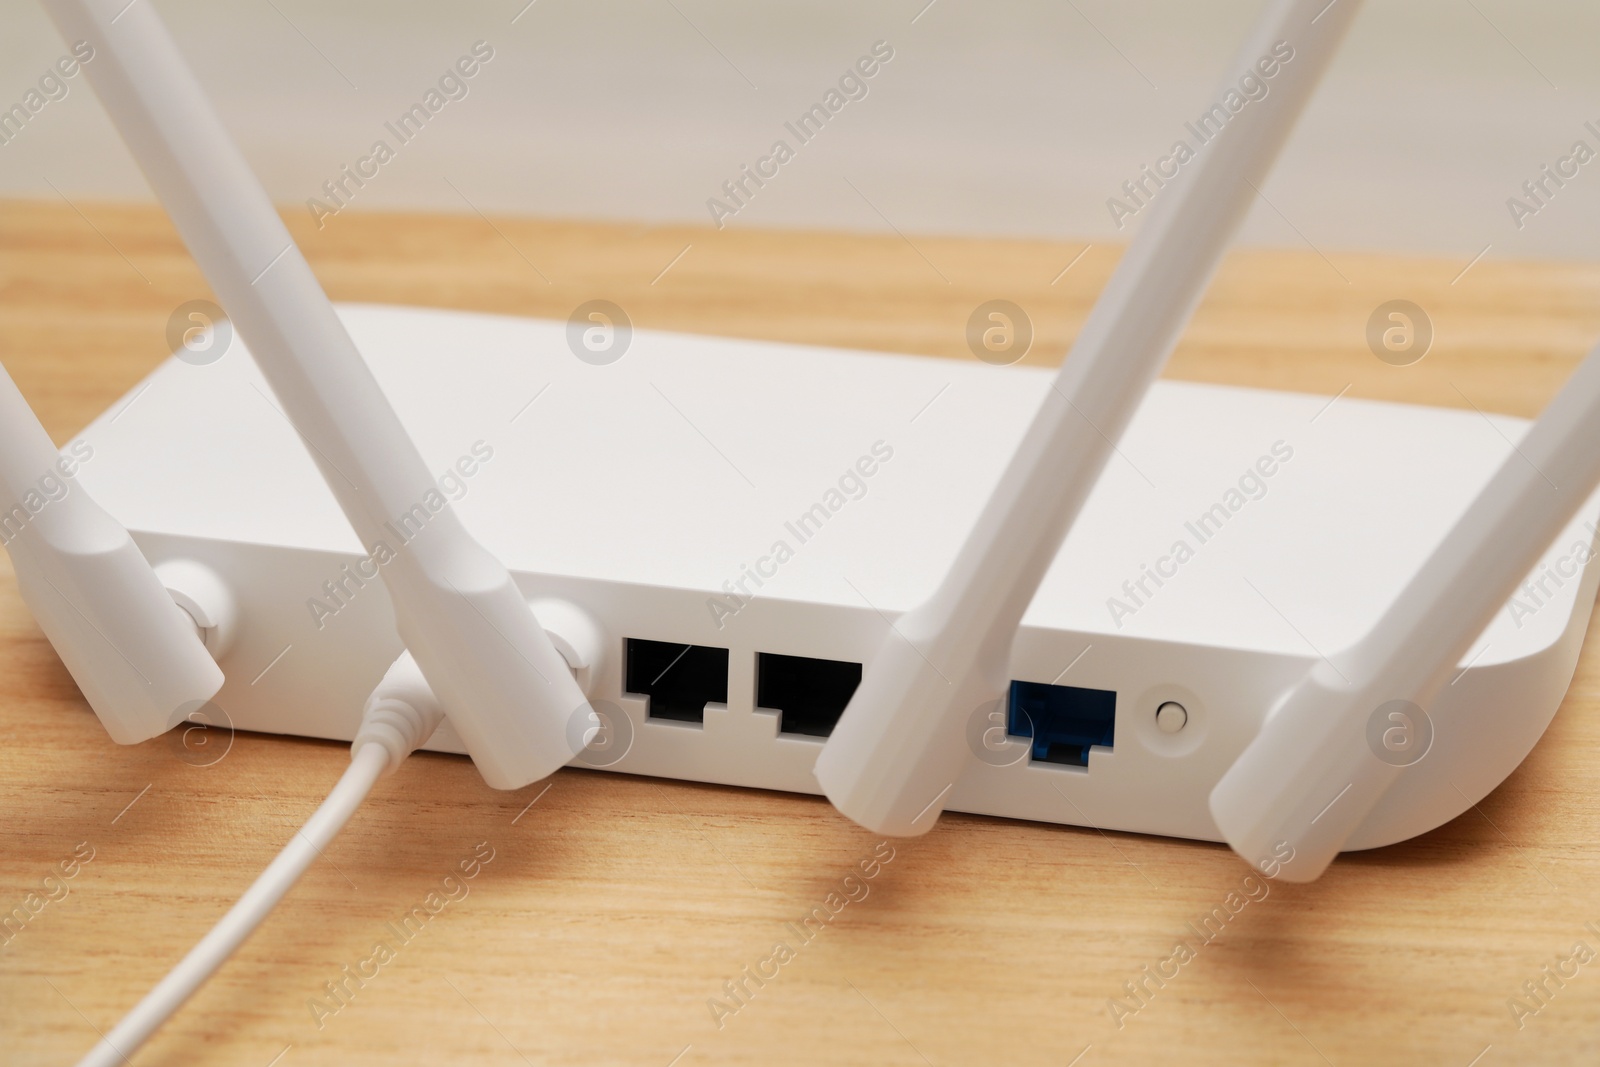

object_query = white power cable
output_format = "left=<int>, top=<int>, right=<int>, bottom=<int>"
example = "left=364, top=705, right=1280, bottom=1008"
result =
left=75, top=653, right=445, bottom=1067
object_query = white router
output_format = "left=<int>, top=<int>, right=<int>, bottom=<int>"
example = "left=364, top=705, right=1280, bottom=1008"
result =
left=75, top=302, right=1600, bottom=849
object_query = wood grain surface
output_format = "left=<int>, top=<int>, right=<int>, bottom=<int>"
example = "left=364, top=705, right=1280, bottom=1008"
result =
left=2, top=199, right=1600, bottom=1066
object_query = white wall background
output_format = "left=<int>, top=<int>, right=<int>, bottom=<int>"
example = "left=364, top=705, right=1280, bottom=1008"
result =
left=2, top=0, right=1599, bottom=263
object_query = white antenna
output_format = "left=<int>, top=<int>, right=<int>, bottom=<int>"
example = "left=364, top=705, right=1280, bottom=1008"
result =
left=0, top=359, right=222, bottom=743
left=1211, top=345, right=1600, bottom=881
left=814, top=0, right=1363, bottom=835
left=42, top=0, right=588, bottom=788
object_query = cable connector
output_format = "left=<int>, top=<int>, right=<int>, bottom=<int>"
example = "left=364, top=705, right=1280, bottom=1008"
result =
left=74, top=661, right=419, bottom=1067
left=354, top=651, right=446, bottom=776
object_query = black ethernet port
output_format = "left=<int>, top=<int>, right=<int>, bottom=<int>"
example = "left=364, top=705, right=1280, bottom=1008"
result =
left=625, top=639, right=729, bottom=724
left=1007, top=680, right=1116, bottom=767
left=756, top=652, right=862, bottom=738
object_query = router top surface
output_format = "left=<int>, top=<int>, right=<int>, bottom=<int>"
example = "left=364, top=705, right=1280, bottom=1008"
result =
left=81, top=303, right=1582, bottom=666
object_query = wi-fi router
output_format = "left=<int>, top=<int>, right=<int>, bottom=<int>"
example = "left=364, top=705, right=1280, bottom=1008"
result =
left=75, top=303, right=1600, bottom=849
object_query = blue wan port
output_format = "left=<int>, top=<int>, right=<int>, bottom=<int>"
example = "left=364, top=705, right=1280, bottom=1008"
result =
left=1007, top=680, right=1116, bottom=767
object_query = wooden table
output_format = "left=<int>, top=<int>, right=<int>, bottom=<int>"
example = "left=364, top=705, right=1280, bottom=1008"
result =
left=3, top=200, right=1599, bottom=1066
